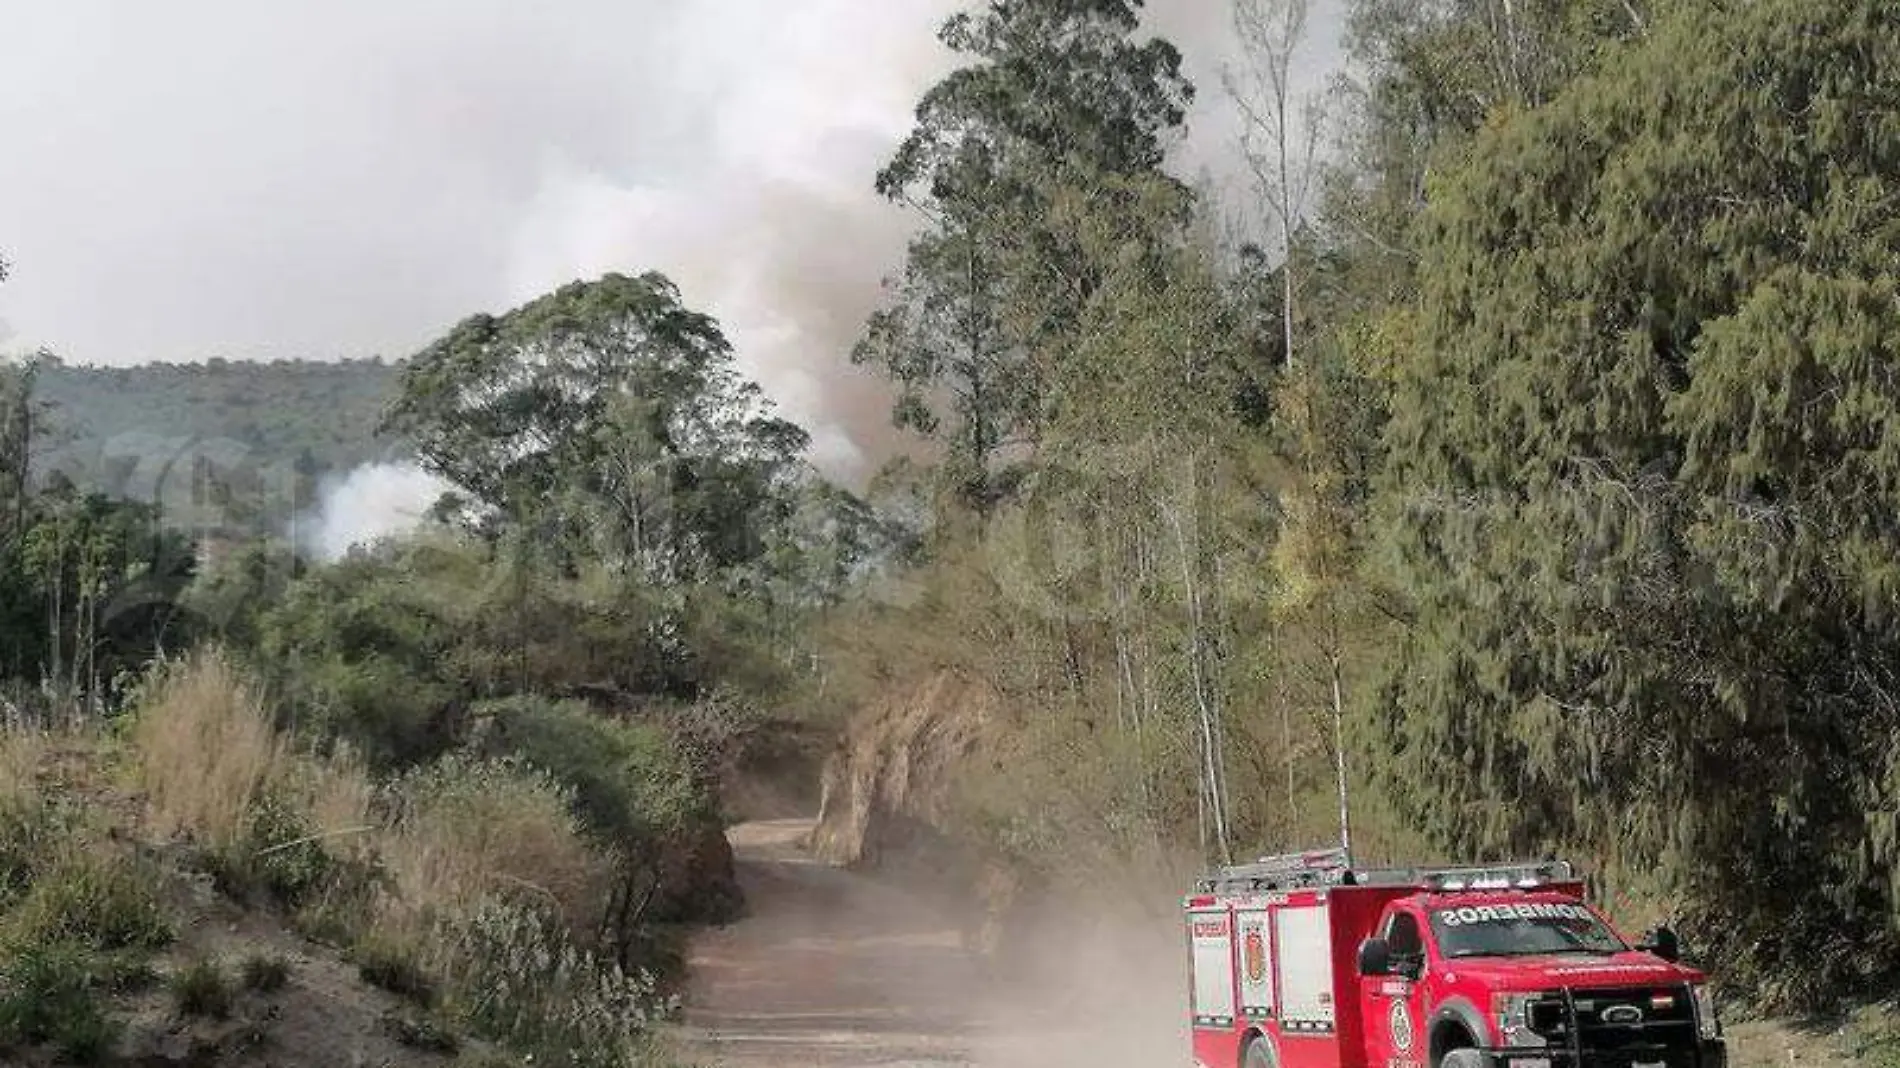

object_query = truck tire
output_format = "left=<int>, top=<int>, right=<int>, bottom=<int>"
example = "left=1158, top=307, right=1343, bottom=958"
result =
left=1440, top=1049, right=1484, bottom=1068
left=1243, top=1038, right=1277, bottom=1068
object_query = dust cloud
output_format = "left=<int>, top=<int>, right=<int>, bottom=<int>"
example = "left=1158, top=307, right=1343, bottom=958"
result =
left=964, top=892, right=1193, bottom=1068
left=678, top=817, right=1195, bottom=1067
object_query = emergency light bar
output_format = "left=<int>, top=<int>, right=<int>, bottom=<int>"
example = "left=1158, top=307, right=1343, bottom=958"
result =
left=1196, top=851, right=1577, bottom=896
left=1423, top=861, right=1574, bottom=892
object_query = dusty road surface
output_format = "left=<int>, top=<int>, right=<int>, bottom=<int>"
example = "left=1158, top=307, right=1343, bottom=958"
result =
left=672, top=818, right=980, bottom=1066
left=671, top=818, right=1188, bottom=1068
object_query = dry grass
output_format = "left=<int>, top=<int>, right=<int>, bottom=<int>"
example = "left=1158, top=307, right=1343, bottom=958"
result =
left=376, top=755, right=608, bottom=950
left=127, top=650, right=606, bottom=942
left=131, top=649, right=286, bottom=849
left=0, top=729, right=43, bottom=804
left=118, top=651, right=660, bottom=1065
left=304, top=747, right=376, bottom=844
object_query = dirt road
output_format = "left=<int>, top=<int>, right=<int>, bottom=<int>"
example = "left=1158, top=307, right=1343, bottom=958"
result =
left=671, top=818, right=1188, bottom=1068
left=672, top=818, right=980, bottom=1066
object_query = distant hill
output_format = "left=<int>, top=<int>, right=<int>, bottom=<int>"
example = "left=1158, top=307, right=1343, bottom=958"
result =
left=28, top=357, right=407, bottom=532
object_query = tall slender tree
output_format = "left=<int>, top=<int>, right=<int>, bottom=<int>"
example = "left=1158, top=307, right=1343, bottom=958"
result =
left=1227, top=0, right=1323, bottom=371
left=854, top=0, right=1194, bottom=514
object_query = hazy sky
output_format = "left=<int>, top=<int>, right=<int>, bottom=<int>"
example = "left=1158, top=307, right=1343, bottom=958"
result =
left=0, top=1, right=1344, bottom=479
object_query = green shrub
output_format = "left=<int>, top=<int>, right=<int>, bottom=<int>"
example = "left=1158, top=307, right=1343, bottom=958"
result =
left=0, top=940, right=120, bottom=1063
left=208, top=791, right=339, bottom=907
left=470, top=697, right=737, bottom=954
left=0, top=796, right=65, bottom=907
left=7, top=852, right=172, bottom=952
left=240, top=952, right=290, bottom=993
left=473, top=697, right=713, bottom=849
left=436, top=897, right=665, bottom=1068
left=170, top=957, right=232, bottom=1019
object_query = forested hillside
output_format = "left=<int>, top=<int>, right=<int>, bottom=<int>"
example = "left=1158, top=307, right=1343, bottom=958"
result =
left=33, top=357, right=400, bottom=483
left=21, top=357, right=403, bottom=547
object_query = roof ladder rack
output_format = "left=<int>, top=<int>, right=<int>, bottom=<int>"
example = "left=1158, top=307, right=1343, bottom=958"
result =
left=1196, top=846, right=1353, bottom=894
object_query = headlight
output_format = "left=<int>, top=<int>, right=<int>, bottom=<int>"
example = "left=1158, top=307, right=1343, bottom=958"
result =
left=1493, top=992, right=1547, bottom=1047
left=1691, top=983, right=1721, bottom=1040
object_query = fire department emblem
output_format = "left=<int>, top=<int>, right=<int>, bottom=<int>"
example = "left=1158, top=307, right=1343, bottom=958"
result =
left=1243, top=926, right=1267, bottom=983
left=1388, top=1001, right=1414, bottom=1053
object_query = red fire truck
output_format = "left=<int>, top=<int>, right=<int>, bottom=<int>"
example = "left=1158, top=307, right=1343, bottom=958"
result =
left=1185, top=848, right=1725, bottom=1068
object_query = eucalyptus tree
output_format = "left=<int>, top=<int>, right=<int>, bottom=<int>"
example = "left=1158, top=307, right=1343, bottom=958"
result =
left=383, top=272, right=810, bottom=587
left=854, top=0, right=1194, bottom=514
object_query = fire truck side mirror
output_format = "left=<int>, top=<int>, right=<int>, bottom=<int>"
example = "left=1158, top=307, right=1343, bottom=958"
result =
left=1357, top=936, right=1393, bottom=977
left=1638, top=924, right=1682, bottom=963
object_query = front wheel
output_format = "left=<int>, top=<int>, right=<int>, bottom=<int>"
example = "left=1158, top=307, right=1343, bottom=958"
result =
left=1441, top=1049, right=1485, bottom=1068
left=1243, top=1039, right=1277, bottom=1068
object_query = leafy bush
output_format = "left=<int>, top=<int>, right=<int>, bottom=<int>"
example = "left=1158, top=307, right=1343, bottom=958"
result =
left=469, top=696, right=737, bottom=950
left=281, top=653, right=456, bottom=770
left=207, top=789, right=359, bottom=909
left=477, top=698, right=712, bottom=843
left=251, top=550, right=468, bottom=770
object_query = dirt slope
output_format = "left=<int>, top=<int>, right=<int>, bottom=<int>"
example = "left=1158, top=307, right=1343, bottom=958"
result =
left=808, top=672, right=998, bottom=872
left=1, top=738, right=483, bottom=1068
left=118, top=865, right=474, bottom=1068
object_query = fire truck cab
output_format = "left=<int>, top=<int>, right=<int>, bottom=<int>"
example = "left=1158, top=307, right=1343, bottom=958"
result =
left=1185, top=848, right=1725, bottom=1068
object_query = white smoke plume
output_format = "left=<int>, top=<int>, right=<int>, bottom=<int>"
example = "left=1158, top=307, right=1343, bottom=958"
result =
left=0, top=2, right=1345, bottom=486
left=297, top=461, right=451, bottom=563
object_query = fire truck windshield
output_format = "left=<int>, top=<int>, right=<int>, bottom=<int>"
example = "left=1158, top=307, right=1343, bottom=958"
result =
left=1429, top=901, right=1626, bottom=958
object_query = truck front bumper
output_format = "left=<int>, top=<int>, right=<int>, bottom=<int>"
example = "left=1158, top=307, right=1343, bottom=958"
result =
left=1473, top=1038, right=1726, bottom=1068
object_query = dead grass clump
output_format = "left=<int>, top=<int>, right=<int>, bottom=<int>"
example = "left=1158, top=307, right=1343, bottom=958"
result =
left=0, top=730, right=44, bottom=806
left=297, top=743, right=377, bottom=856
left=375, top=754, right=608, bottom=949
left=130, top=649, right=285, bottom=849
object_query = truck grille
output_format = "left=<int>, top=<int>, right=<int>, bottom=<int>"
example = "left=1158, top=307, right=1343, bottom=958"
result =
left=1526, top=985, right=1701, bottom=1068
